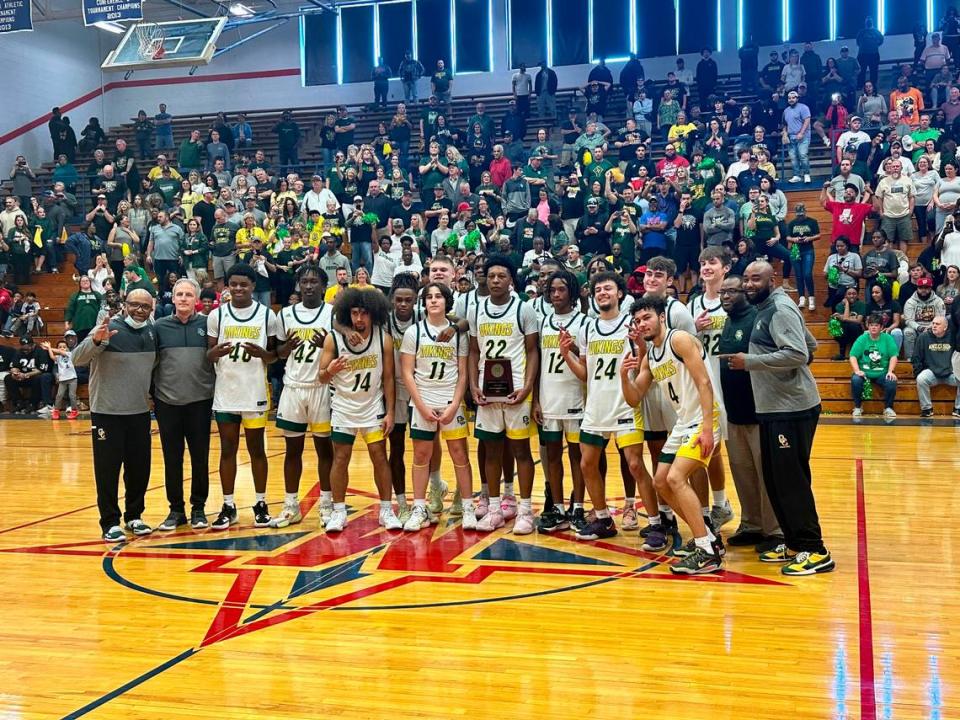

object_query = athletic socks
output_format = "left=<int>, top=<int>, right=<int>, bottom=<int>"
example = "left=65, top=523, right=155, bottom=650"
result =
left=334, top=502, right=346, bottom=512
left=519, top=497, right=532, bottom=512
left=285, top=492, right=298, bottom=506
left=255, top=492, right=266, bottom=504
left=648, top=513, right=662, bottom=526
left=429, top=470, right=442, bottom=490
left=712, top=489, right=726, bottom=506
left=489, top=496, right=501, bottom=511
left=504, top=481, right=515, bottom=496
left=414, top=499, right=427, bottom=508
left=461, top=497, right=475, bottom=514
left=624, top=496, right=636, bottom=509
left=321, top=490, right=332, bottom=505
left=658, top=504, right=674, bottom=520
left=224, top=494, right=236, bottom=508
left=380, top=500, right=392, bottom=512
left=396, top=492, right=407, bottom=506
left=694, top=536, right=713, bottom=553
left=596, top=508, right=611, bottom=519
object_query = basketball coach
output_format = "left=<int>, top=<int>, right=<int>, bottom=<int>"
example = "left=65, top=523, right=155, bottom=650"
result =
left=720, top=260, right=835, bottom=577
left=72, top=288, right=157, bottom=543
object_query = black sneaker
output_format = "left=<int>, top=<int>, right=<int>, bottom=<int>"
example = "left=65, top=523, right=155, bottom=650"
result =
left=569, top=507, right=588, bottom=533
left=253, top=500, right=272, bottom=527
left=670, top=546, right=723, bottom=575
left=211, top=503, right=238, bottom=531
left=641, top=511, right=677, bottom=538
left=921, top=408, right=934, bottom=418
left=537, top=506, right=570, bottom=533
left=728, top=528, right=765, bottom=546
left=190, top=507, right=208, bottom=529
left=953, top=408, right=960, bottom=419
left=543, top=482, right=554, bottom=513
left=157, top=511, right=188, bottom=532
left=575, top=516, right=617, bottom=541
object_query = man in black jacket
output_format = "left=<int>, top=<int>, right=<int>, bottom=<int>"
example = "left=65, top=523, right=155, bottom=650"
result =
left=913, top=316, right=960, bottom=418
left=535, top=60, right=558, bottom=120
left=717, top=275, right=781, bottom=550
left=696, top=48, right=719, bottom=109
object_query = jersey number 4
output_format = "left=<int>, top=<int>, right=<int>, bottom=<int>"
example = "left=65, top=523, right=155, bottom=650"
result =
left=667, top=381, right=679, bottom=404
left=593, top=357, right=617, bottom=380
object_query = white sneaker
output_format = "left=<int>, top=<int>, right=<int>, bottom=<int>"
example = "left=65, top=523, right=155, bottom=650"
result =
left=319, top=499, right=333, bottom=525
left=822, top=136, right=830, bottom=147
left=379, top=506, right=403, bottom=530
left=36, top=405, right=53, bottom=416
left=883, top=407, right=897, bottom=423
left=808, top=296, right=816, bottom=310
left=403, top=505, right=429, bottom=532
left=797, top=295, right=806, bottom=307
left=788, top=175, right=802, bottom=183
left=803, top=174, right=812, bottom=183
left=852, top=407, right=863, bottom=422
left=325, top=508, right=347, bottom=533
left=270, top=502, right=302, bottom=528
left=461, top=505, right=478, bottom=530
left=449, top=486, right=463, bottom=516
left=428, top=479, right=448, bottom=514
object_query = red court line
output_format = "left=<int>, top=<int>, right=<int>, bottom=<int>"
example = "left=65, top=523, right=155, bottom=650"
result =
left=856, top=457, right=877, bottom=720
left=0, top=68, right=299, bottom=147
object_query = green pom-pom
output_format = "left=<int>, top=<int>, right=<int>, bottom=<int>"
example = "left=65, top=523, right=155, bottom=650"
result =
left=463, top=229, right=481, bottom=251
left=276, top=226, right=289, bottom=239
left=828, top=316, right=843, bottom=338
left=790, top=243, right=801, bottom=261
left=362, top=212, right=380, bottom=225
left=444, top=232, right=459, bottom=249
left=877, top=273, right=889, bottom=286
left=861, top=380, right=873, bottom=400
left=827, top=265, right=840, bottom=287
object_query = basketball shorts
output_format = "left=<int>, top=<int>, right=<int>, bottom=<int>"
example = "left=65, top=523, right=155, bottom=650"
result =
left=538, top=417, right=582, bottom=444
left=643, top=387, right=677, bottom=440
left=660, top=414, right=722, bottom=468
left=580, top=409, right=644, bottom=449
left=410, top=402, right=469, bottom=441
left=215, top=410, right=268, bottom=429
left=275, top=385, right=331, bottom=437
left=330, top=425, right=386, bottom=446
left=474, top=399, right=533, bottom=441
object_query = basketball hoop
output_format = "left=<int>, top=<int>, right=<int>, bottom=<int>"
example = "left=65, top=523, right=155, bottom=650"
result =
left=135, top=22, right=167, bottom=61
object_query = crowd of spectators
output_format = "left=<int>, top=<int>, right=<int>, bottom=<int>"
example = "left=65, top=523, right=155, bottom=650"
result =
left=5, top=23, right=960, bottom=418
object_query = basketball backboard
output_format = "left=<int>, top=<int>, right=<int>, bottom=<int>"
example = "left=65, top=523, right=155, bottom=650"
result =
left=101, top=17, right=228, bottom=71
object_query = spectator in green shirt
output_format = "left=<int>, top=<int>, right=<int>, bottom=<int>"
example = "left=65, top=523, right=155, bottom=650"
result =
left=849, top=313, right=899, bottom=422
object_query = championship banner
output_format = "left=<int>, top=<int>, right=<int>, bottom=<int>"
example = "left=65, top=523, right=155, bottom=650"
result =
left=83, top=0, right=142, bottom=26
left=0, top=0, right=33, bottom=34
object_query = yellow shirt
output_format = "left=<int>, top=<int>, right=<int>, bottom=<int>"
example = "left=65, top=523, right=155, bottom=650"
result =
left=147, top=166, right=183, bottom=181
left=236, top=226, right=267, bottom=250
left=324, top=284, right=345, bottom=305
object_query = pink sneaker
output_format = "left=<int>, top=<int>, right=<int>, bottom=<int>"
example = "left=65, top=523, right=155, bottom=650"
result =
left=476, top=508, right=505, bottom=532
left=500, top=494, right=518, bottom=520
left=513, top=507, right=535, bottom=535
left=475, top=495, right=490, bottom=518
left=621, top=506, right=639, bottom=531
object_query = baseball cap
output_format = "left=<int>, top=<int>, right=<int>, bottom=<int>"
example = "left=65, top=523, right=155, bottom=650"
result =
left=917, top=276, right=934, bottom=288
left=19, top=335, right=33, bottom=345
left=353, top=194, right=363, bottom=201
left=840, top=45, right=849, bottom=51
left=795, top=202, right=806, bottom=212
left=433, top=185, right=445, bottom=192
left=749, top=154, right=759, bottom=161
left=849, top=115, right=863, bottom=123
left=202, top=186, right=214, bottom=194
left=224, top=200, right=236, bottom=207
left=457, top=202, right=472, bottom=212
left=567, top=244, right=579, bottom=253
left=586, top=198, right=599, bottom=207
left=311, top=174, right=323, bottom=180
left=64, top=329, right=77, bottom=337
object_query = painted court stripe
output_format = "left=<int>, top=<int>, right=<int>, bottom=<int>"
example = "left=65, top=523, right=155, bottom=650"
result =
left=856, top=458, right=877, bottom=720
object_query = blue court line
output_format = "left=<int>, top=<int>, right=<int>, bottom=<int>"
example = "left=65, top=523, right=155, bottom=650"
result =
left=62, top=647, right=198, bottom=719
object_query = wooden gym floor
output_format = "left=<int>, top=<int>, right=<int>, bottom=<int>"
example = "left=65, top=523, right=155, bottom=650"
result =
left=1, top=418, right=957, bottom=719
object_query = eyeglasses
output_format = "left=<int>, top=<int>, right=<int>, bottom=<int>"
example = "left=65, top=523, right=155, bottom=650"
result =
left=718, top=288, right=744, bottom=296
left=125, top=301, right=153, bottom=311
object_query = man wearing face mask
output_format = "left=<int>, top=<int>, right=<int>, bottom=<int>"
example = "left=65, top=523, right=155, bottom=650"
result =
left=72, top=289, right=158, bottom=543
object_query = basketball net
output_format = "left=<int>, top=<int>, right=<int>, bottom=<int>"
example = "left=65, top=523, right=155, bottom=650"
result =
left=135, top=22, right=167, bottom=61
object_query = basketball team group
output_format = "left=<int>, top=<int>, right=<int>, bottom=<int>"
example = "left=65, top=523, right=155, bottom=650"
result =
left=75, top=248, right=835, bottom=579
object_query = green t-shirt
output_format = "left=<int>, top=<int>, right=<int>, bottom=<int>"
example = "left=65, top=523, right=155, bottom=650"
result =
left=751, top=211, right=778, bottom=242
left=833, top=299, right=867, bottom=317
left=850, top=331, right=898, bottom=380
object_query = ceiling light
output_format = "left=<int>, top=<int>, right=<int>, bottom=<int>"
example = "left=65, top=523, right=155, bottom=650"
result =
left=94, top=21, right=126, bottom=34
left=229, top=3, right=254, bottom=17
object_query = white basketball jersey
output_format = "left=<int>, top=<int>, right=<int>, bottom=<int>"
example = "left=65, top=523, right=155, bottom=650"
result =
left=330, top=327, right=386, bottom=426
left=400, top=320, right=467, bottom=407
left=665, top=295, right=697, bottom=333
left=389, top=311, right=415, bottom=407
left=279, top=303, right=333, bottom=388
left=539, top=310, right=587, bottom=419
left=579, top=314, right=640, bottom=432
left=531, top=294, right=554, bottom=325
left=687, top=292, right=727, bottom=379
left=470, top=296, right=538, bottom=391
left=209, top=301, right=277, bottom=412
left=646, top=330, right=718, bottom=428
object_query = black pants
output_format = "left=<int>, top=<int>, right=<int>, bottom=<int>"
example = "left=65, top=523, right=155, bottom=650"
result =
left=858, top=53, right=879, bottom=87
left=758, top=406, right=826, bottom=554
left=154, top=398, right=213, bottom=513
left=516, top=94, right=530, bottom=117
left=374, top=81, right=388, bottom=106
left=91, top=412, right=152, bottom=533
left=4, top=373, right=53, bottom=408
left=153, top=259, right=180, bottom=292
left=836, top=320, right=862, bottom=356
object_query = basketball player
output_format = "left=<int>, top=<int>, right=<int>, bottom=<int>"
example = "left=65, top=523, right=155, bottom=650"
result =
left=387, top=273, right=419, bottom=523
left=558, top=271, right=652, bottom=541
left=637, top=255, right=696, bottom=550
left=468, top=254, right=539, bottom=533
left=585, top=257, right=634, bottom=318
left=207, top=263, right=280, bottom=530
left=399, top=282, right=476, bottom=530
left=272, top=264, right=334, bottom=527
left=622, top=295, right=724, bottom=575
left=318, top=288, right=398, bottom=533
left=688, top=246, right=734, bottom=529
left=533, top=269, right=587, bottom=532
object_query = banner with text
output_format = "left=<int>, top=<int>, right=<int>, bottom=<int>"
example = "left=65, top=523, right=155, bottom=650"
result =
left=82, top=0, right=142, bottom=26
left=0, top=0, right=32, bottom=33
